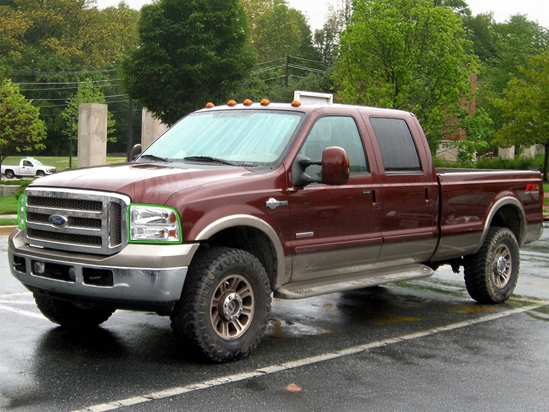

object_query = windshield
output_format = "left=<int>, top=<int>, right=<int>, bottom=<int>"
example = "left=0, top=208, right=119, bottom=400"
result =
left=140, top=110, right=303, bottom=166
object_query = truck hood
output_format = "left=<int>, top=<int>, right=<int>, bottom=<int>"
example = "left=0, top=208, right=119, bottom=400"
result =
left=29, top=162, right=253, bottom=205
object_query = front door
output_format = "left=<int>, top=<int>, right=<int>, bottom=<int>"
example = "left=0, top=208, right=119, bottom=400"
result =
left=289, top=115, right=382, bottom=282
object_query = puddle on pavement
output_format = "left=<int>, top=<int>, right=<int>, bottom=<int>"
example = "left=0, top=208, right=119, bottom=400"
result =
left=267, top=318, right=331, bottom=339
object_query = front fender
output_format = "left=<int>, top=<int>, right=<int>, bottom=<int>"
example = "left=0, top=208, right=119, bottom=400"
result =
left=195, top=214, right=286, bottom=286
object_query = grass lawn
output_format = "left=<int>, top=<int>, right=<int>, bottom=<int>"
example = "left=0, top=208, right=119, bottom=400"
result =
left=0, top=218, right=17, bottom=225
left=0, top=195, right=18, bottom=215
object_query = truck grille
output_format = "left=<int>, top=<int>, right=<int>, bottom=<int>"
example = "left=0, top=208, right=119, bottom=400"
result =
left=24, top=188, right=129, bottom=255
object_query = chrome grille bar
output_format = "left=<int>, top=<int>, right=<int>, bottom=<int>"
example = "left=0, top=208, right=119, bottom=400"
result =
left=24, top=188, right=130, bottom=255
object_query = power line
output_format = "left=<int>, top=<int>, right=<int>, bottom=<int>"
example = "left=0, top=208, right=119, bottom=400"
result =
left=15, top=78, right=122, bottom=86
left=30, top=94, right=128, bottom=101
left=20, top=83, right=123, bottom=92
left=12, top=68, right=117, bottom=76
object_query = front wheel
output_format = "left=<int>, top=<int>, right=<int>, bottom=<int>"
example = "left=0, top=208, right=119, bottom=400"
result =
left=34, top=293, right=116, bottom=328
left=171, top=247, right=272, bottom=363
left=463, top=227, right=519, bottom=303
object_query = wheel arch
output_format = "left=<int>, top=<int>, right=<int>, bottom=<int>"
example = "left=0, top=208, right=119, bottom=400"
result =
left=195, top=215, right=285, bottom=290
left=480, top=197, right=526, bottom=249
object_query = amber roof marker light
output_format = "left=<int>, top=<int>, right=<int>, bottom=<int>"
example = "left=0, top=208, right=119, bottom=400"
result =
left=260, top=99, right=271, bottom=106
left=205, top=102, right=215, bottom=108
left=227, top=100, right=237, bottom=107
left=243, top=99, right=253, bottom=106
left=291, top=100, right=302, bottom=107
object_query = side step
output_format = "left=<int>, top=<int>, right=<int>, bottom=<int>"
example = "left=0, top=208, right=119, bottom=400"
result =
left=274, top=263, right=434, bottom=299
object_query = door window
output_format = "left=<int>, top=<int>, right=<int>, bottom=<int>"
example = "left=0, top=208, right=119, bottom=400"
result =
left=299, top=116, right=368, bottom=178
left=370, top=117, right=422, bottom=173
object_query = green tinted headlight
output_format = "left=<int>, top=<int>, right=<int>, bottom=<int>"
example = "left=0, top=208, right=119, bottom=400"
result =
left=17, top=194, right=26, bottom=230
left=128, top=204, right=181, bottom=243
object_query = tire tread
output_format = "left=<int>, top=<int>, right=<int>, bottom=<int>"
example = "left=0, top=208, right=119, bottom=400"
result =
left=463, top=227, right=519, bottom=304
left=171, top=247, right=271, bottom=363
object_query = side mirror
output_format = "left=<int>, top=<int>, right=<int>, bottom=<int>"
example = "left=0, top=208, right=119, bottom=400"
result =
left=321, top=146, right=350, bottom=186
left=291, top=146, right=350, bottom=187
left=130, top=144, right=142, bottom=161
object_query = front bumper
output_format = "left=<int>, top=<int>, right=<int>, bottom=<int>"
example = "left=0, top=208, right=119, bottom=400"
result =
left=8, top=228, right=200, bottom=311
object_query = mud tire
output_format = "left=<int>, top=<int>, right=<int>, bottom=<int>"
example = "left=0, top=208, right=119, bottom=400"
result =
left=34, top=293, right=115, bottom=328
left=171, top=247, right=272, bottom=363
left=463, top=227, right=519, bottom=304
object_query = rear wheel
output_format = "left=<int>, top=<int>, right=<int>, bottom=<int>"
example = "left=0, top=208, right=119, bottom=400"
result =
left=5, top=170, right=14, bottom=179
left=463, top=227, right=519, bottom=303
left=171, top=247, right=271, bottom=363
left=34, top=293, right=115, bottom=328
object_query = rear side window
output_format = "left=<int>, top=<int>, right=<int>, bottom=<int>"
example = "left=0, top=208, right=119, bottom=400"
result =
left=370, top=117, right=422, bottom=172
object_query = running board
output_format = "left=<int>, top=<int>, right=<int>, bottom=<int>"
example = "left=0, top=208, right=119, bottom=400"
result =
left=274, top=264, right=434, bottom=299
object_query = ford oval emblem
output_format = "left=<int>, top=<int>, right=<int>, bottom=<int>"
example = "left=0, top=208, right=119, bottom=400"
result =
left=49, top=214, right=68, bottom=227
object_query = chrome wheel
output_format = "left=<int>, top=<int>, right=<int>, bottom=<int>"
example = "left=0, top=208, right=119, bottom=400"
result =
left=464, top=227, right=519, bottom=304
left=493, top=245, right=512, bottom=288
left=211, top=274, right=255, bottom=340
left=171, top=247, right=271, bottom=362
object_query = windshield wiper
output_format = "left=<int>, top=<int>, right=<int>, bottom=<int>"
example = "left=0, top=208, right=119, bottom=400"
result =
left=138, top=154, right=170, bottom=163
left=183, top=156, right=239, bottom=166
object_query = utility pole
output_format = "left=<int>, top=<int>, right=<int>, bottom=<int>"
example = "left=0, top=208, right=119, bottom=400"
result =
left=285, top=55, right=289, bottom=88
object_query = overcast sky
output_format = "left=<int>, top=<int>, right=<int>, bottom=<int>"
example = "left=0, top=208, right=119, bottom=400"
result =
left=95, top=0, right=549, bottom=30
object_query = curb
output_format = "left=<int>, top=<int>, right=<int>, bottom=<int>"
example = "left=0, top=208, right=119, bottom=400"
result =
left=0, top=226, right=16, bottom=237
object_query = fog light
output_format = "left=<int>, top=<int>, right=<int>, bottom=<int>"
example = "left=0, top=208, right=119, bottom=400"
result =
left=33, top=261, right=46, bottom=275
left=68, top=267, right=77, bottom=281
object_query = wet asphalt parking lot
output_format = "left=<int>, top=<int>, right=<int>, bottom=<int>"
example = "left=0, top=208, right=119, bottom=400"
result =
left=1, top=227, right=549, bottom=412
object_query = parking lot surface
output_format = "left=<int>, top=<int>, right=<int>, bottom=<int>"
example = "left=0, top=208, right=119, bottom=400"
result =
left=1, top=227, right=549, bottom=412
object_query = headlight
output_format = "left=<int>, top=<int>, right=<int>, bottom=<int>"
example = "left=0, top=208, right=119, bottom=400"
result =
left=128, top=204, right=181, bottom=243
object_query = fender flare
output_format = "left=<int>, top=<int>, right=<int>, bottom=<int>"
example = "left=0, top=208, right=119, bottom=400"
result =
left=195, top=214, right=286, bottom=286
left=477, top=196, right=526, bottom=251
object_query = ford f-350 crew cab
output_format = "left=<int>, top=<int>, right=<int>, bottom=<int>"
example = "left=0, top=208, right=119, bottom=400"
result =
left=1, top=157, right=56, bottom=179
left=8, top=100, right=544, bottom=362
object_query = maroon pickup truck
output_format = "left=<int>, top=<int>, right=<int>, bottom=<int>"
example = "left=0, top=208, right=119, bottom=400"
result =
left=8, top=100, right=544, bottom=362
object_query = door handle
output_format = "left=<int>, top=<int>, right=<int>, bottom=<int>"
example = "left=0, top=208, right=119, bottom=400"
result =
left=363, top=189, right=379, bottom=205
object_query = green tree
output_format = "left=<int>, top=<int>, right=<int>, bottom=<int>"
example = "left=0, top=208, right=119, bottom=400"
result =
left=313, top=0, right=352, bottom=66
left=3, top=1, right=139, bottom=156
left=61, top=78, right=116, bottom=143
left=0, top=79, right=47, bottom=179
left=247, top=0, right=319, bottom=61
left=434, top=0, right=470, bottom=19
left=493, top=51, right=549, bottom=181
left=0, top=6, right=33, bottom=65
left=462, top=12, right=499, bottom=65
left=489, top=16, right=549, bottom=95
left=335, top=0, right=477, bottom=151
left=122, top=0, right=255, bottom=125
left=477, top=15, right=549, bottom=135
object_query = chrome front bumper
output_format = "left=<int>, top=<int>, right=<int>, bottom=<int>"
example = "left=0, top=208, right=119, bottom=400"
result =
left=8, top=229, right=200, bottom=310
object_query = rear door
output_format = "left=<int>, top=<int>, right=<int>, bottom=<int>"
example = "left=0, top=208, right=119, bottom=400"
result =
left=364, top=115, right=438, bottom=264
